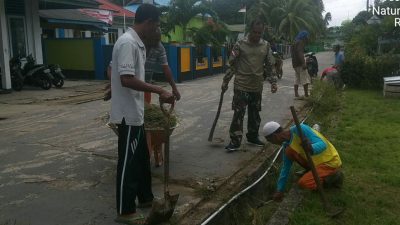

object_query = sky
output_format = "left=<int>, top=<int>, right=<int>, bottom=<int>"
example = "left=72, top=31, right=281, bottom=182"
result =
left=323, top=0, right=366, bottom=27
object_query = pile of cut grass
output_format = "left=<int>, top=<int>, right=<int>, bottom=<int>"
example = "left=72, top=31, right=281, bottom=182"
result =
left=144, top=103, right=178, bottom=129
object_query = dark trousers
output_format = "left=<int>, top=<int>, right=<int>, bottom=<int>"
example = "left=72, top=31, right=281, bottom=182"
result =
left=229, top=89, right=262, bottom=146
left=116, top=120, right=153, bottom=215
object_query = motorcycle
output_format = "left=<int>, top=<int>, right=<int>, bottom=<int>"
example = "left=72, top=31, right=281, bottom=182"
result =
left=272, top=51, right=283, bottom=79
left=305, top=52, right=318, bottom=78
left=22, top=54, right=53, bottom=90
left=9, top=56, right=24, bottom=91
left=48, top=64, right=65, bottom=88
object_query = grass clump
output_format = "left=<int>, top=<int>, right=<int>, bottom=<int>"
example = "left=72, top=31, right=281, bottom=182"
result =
left=306, top=80, right=343, bottom=133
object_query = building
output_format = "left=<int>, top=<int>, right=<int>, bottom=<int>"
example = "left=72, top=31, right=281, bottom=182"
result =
left=0, top=0, right=100, bottom=91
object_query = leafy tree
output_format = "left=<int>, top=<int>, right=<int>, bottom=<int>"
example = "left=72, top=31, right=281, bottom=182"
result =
left=352, top=11, right=373, bottom=25
left=190, top=20, right=229, bottom=47
left=340, top=20, right=354, bottom=42
left=210, top=0, right=248, bottom=25
left=167, top=0, right=216, bottom=41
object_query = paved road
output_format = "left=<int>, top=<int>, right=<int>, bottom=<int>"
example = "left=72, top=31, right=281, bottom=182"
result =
left=0, top=52, right=334, bottom=225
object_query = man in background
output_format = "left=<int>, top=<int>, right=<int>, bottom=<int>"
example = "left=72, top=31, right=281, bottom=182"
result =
left=291, top=31, right=311, bottom=99
left=221, top=19, right=278, bottom=152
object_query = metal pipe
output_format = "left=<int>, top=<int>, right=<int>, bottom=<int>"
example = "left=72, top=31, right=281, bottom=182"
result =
left=200, top=145, right=283, bottom=225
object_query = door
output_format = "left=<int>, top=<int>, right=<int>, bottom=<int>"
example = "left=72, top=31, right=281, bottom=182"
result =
left=8, top=16, right=28, bottom=57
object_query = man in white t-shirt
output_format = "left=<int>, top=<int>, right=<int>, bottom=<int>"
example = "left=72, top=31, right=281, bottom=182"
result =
left=109, top=4, right=175, bottom=224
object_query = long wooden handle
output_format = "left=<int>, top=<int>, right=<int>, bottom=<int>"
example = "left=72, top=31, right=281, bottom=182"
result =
left=164, top=127, right=170, bottom=196
left=290, top=106, right=329, bottom=211
left=208, top=91, right=225, bottom=142
left=160, top=100, right=175, bottom=196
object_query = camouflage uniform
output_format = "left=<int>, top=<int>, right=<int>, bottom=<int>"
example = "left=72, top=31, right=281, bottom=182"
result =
left=223, top=37, right=277, bottom=146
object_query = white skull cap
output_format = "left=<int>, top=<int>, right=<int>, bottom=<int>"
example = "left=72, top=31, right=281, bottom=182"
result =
left=262, top=121, right=281, bottom=137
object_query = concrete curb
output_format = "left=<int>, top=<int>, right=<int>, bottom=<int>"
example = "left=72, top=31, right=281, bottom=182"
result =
left=177, top=104, right=309, bottom=225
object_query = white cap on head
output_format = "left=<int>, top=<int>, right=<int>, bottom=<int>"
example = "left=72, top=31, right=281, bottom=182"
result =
left=262, top=121, right=281, bottom=137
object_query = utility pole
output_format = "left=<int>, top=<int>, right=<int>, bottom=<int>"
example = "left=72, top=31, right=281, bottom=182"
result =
left=367, top=0, right=370, bottom=12
left=123, top=0, right=126, bottom=31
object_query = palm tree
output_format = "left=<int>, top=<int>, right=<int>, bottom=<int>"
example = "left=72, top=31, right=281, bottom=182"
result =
left=167, top=0, right=216, bottom=41
left=271, top=0, right=323, bottom=41
left=324, top=12, right=332, bottom=26
left=311, top=0, right=324, bottom=12
left=246, top=0, right=286, bottom=37
left=247, top=0, right=271, bottom=24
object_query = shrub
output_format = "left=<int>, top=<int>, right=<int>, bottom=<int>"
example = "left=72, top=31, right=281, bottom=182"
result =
left=306, top=80, right=343, bottom=131
left=308, top=80, right=341, bottom=113
left=341, top=20, right=400, bottom=89
left=342, top=53, right=399, bottom=89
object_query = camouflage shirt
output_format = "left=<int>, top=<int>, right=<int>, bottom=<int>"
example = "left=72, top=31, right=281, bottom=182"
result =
left=223, top=37, right=277, bottom=92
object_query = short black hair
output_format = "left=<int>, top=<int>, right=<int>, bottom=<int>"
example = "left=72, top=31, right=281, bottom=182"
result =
left=135, top=4, right=161, bottom=24
left=249, top=19, right=265, bottom=30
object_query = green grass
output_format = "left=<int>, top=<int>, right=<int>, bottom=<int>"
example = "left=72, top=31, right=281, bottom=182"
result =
left=289, top=89, right=400, bottom=225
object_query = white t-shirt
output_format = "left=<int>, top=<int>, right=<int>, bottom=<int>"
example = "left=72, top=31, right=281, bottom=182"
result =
left=110, top=28, right=146, bottom=126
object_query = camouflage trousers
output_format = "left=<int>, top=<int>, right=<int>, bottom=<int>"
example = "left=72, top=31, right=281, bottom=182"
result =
left=229, top=89, right=262, bottom=146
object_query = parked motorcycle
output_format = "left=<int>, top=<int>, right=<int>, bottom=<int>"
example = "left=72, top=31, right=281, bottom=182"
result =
left=9, top=56, right=24, bottom=91
left=305, top=52, right=318, bottom=78
left=22, top=54, right=53, bottom=90
left=272, top=51, right=283, bottom=79
left=48, top=64, right=65, bottom=88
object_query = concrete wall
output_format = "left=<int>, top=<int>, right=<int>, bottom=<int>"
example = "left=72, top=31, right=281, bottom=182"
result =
left=0, top=0, right=11, bottom=90
left=25, top=0, right=43, bottom=64
left=43, top=38, right=97, bottom=79
left=154, top=44, right=226, bottom=83
left=44, top=39, right=95, bottom=71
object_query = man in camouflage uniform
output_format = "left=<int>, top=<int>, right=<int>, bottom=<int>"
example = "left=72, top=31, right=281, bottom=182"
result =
left=221, top=19, right=278, bottom=152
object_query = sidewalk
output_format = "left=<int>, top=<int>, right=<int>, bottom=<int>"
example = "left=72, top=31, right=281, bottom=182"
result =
left=0, top=52, right=334, bottom=225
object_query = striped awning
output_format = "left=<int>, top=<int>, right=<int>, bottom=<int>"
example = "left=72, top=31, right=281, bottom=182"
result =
left=39, top=9, right=111, bottom=31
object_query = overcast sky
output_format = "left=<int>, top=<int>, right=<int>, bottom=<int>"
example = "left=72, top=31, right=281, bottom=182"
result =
left=323, top=0, right=367, bottom=27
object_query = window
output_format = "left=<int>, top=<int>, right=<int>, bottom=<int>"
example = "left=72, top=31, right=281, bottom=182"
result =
left=195, top=46, right=206, bottom=64
left=212, top=47, right=221, bottom=62
left=8, top=16, right=27, bottom=57
left=80, top=31, right=86, bottom=38
left=91, top=32, right=101, bottom=38
left=109, top=32, right=117, bottom=44
left=42, top=29, right=56, bottom=39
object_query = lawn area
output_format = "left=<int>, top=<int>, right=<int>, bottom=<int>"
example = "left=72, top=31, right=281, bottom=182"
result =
left=289, top=89, right=400, bottom=225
